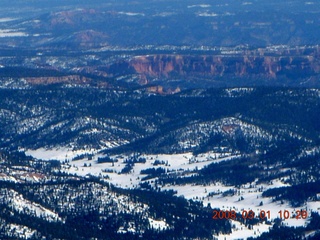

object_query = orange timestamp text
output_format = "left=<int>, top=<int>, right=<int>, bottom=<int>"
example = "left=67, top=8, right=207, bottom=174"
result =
left=212, top=209, right=308, bottom=220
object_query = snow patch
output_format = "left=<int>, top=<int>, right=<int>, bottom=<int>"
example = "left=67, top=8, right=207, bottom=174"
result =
left=26, top=147, right=97, bottom=161
left=0, top=29, right=28, bottom=37
left=0, top=18, right=17, bottom=22
left=188, top=4, right=211, bottom=8
left=118, top=12, right=145, bottom=16
left=148, top=218, right=169, bottom=230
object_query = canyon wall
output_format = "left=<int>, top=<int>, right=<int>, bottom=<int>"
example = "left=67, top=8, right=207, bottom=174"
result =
left=129, top=54, right=320, bottom=80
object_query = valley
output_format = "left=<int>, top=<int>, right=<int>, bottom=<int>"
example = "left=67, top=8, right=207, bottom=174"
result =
left=0, top=86, right=319, bottom=239
left=0, top=0, right=320, bottom=239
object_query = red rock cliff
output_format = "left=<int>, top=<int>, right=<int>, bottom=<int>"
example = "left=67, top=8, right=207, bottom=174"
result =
left=129, top=54, right=320, bottom=80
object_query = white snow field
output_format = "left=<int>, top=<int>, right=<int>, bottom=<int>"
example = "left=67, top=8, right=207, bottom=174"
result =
left=26, top=148, right=320, bottom=239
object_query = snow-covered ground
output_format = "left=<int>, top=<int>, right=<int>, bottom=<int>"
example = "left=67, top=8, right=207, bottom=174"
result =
left=0, top=18, right=17, bottom=22
left=148, top=218, right=169, bottom=230
left=0, top=29, right=27, bottom=37
left=3, top=189, right=61, bottom=222
left=7, top=223, right=36, bottom=239
left=26, top=148, right=320, bottom=239
left=218, top=220, right=271, bottom=240
left=170, top=180, right=314, bottom=239
left=26, top=147, right=98, bottom=161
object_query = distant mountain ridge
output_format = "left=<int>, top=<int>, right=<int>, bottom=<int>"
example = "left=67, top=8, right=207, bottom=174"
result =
left=1, top=47, right=319, bottom=90
left=1, top=1, right=320, bottom=48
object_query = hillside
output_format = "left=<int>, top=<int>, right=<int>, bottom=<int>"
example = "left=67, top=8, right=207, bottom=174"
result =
left=0, top=87, right=320, bottom=239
